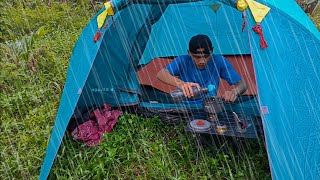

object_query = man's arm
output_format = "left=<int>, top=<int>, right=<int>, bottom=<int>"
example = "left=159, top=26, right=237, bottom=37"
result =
left=232, top=79, right=248, bottom=96
left=157, top=69, right=200, bottom=98
left=218, top=55, right=247, bottom=102
left=223, top=79, right=248, bottom=102
left=156, top=69, right=184, bottom=88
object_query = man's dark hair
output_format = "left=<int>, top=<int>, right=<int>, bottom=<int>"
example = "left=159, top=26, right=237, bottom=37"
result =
left=189, top=34, right=213, bottom=55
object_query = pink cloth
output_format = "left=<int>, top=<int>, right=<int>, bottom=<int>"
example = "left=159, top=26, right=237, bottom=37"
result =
left=71, top=104, right=122, bottom=146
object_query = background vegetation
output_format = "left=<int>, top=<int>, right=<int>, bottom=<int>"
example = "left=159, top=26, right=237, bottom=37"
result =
left=0, top=0, right=318, bottom=179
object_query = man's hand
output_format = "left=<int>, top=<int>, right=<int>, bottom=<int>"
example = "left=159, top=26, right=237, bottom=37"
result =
left=177, top=82, right=200, bottom=98
left=222, top=90, right=238, bottom=102
left=222, top=80, right=247, bottom=102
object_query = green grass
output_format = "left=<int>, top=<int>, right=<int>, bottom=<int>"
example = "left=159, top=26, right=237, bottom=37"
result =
left=49, top=114, right=270, bottom=179
left=0, top=1, right=97, bottom=179
left=309, top=7, right=320, bottom=30
left=1, top=1, right=319, bottom=179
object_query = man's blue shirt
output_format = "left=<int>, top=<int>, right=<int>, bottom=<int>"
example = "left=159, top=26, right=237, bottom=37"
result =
left=165, top=54, right=241, bottom=104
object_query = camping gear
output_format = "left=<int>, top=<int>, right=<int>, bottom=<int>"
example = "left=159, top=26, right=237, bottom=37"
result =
left=70, top=104, right=122, bottom=146
left=40, top=0, right=320, bottom=179
left=171, top=87, right=209, bottom=101
left=215, top=124, right=228, bottom=134
left=171, top=84, right=216, bottom=101
left=203, top=96, right=225, bottom=117
left=189, top=119, right=212, bottom=132
left=233, top=111, right=247, bottom=133
left=203, top=96, right=224, bottom=123
left=185, top=111, right=258, bottom=138
left=66, top=108, right=92, bottom=132
left=195, top=96, right=250, bottom=134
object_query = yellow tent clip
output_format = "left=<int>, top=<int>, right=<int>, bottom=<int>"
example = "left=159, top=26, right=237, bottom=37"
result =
left=97, top=1, right=115, bottom=29
left=236, top=0, right=270, bottom=23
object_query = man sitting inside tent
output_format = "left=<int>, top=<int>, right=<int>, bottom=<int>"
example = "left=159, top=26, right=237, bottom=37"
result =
left=157, top=34, right=248, bottom=105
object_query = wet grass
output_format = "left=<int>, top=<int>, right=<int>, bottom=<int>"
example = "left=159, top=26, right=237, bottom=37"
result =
left=50, top=113, right=271, bottom=179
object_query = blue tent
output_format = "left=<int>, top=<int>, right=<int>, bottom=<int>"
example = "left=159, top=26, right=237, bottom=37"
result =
left=40, top=0, right=320, bottom=179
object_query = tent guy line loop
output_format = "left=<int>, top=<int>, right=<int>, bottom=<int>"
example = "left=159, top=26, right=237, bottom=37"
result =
left=93, top=1, right=115, bottom=42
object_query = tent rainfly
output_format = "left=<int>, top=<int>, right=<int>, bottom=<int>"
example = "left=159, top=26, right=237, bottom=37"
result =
left=40, top=0, right=320, bottom=179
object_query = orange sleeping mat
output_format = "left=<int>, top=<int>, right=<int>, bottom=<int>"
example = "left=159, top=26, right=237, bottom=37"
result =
left=137, top=55, right=257, bottom=96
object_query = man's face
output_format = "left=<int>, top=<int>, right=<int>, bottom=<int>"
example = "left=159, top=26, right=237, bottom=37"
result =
left=188, top=48, right=212, bottom=69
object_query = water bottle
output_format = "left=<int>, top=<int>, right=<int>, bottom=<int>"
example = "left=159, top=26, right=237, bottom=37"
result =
left=170, top=84, right=215, bottom=101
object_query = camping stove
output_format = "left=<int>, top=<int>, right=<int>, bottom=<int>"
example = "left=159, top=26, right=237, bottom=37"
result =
left=202, top=96, right=248, bottom=133
left=203, top=96, right=225, bottom=123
